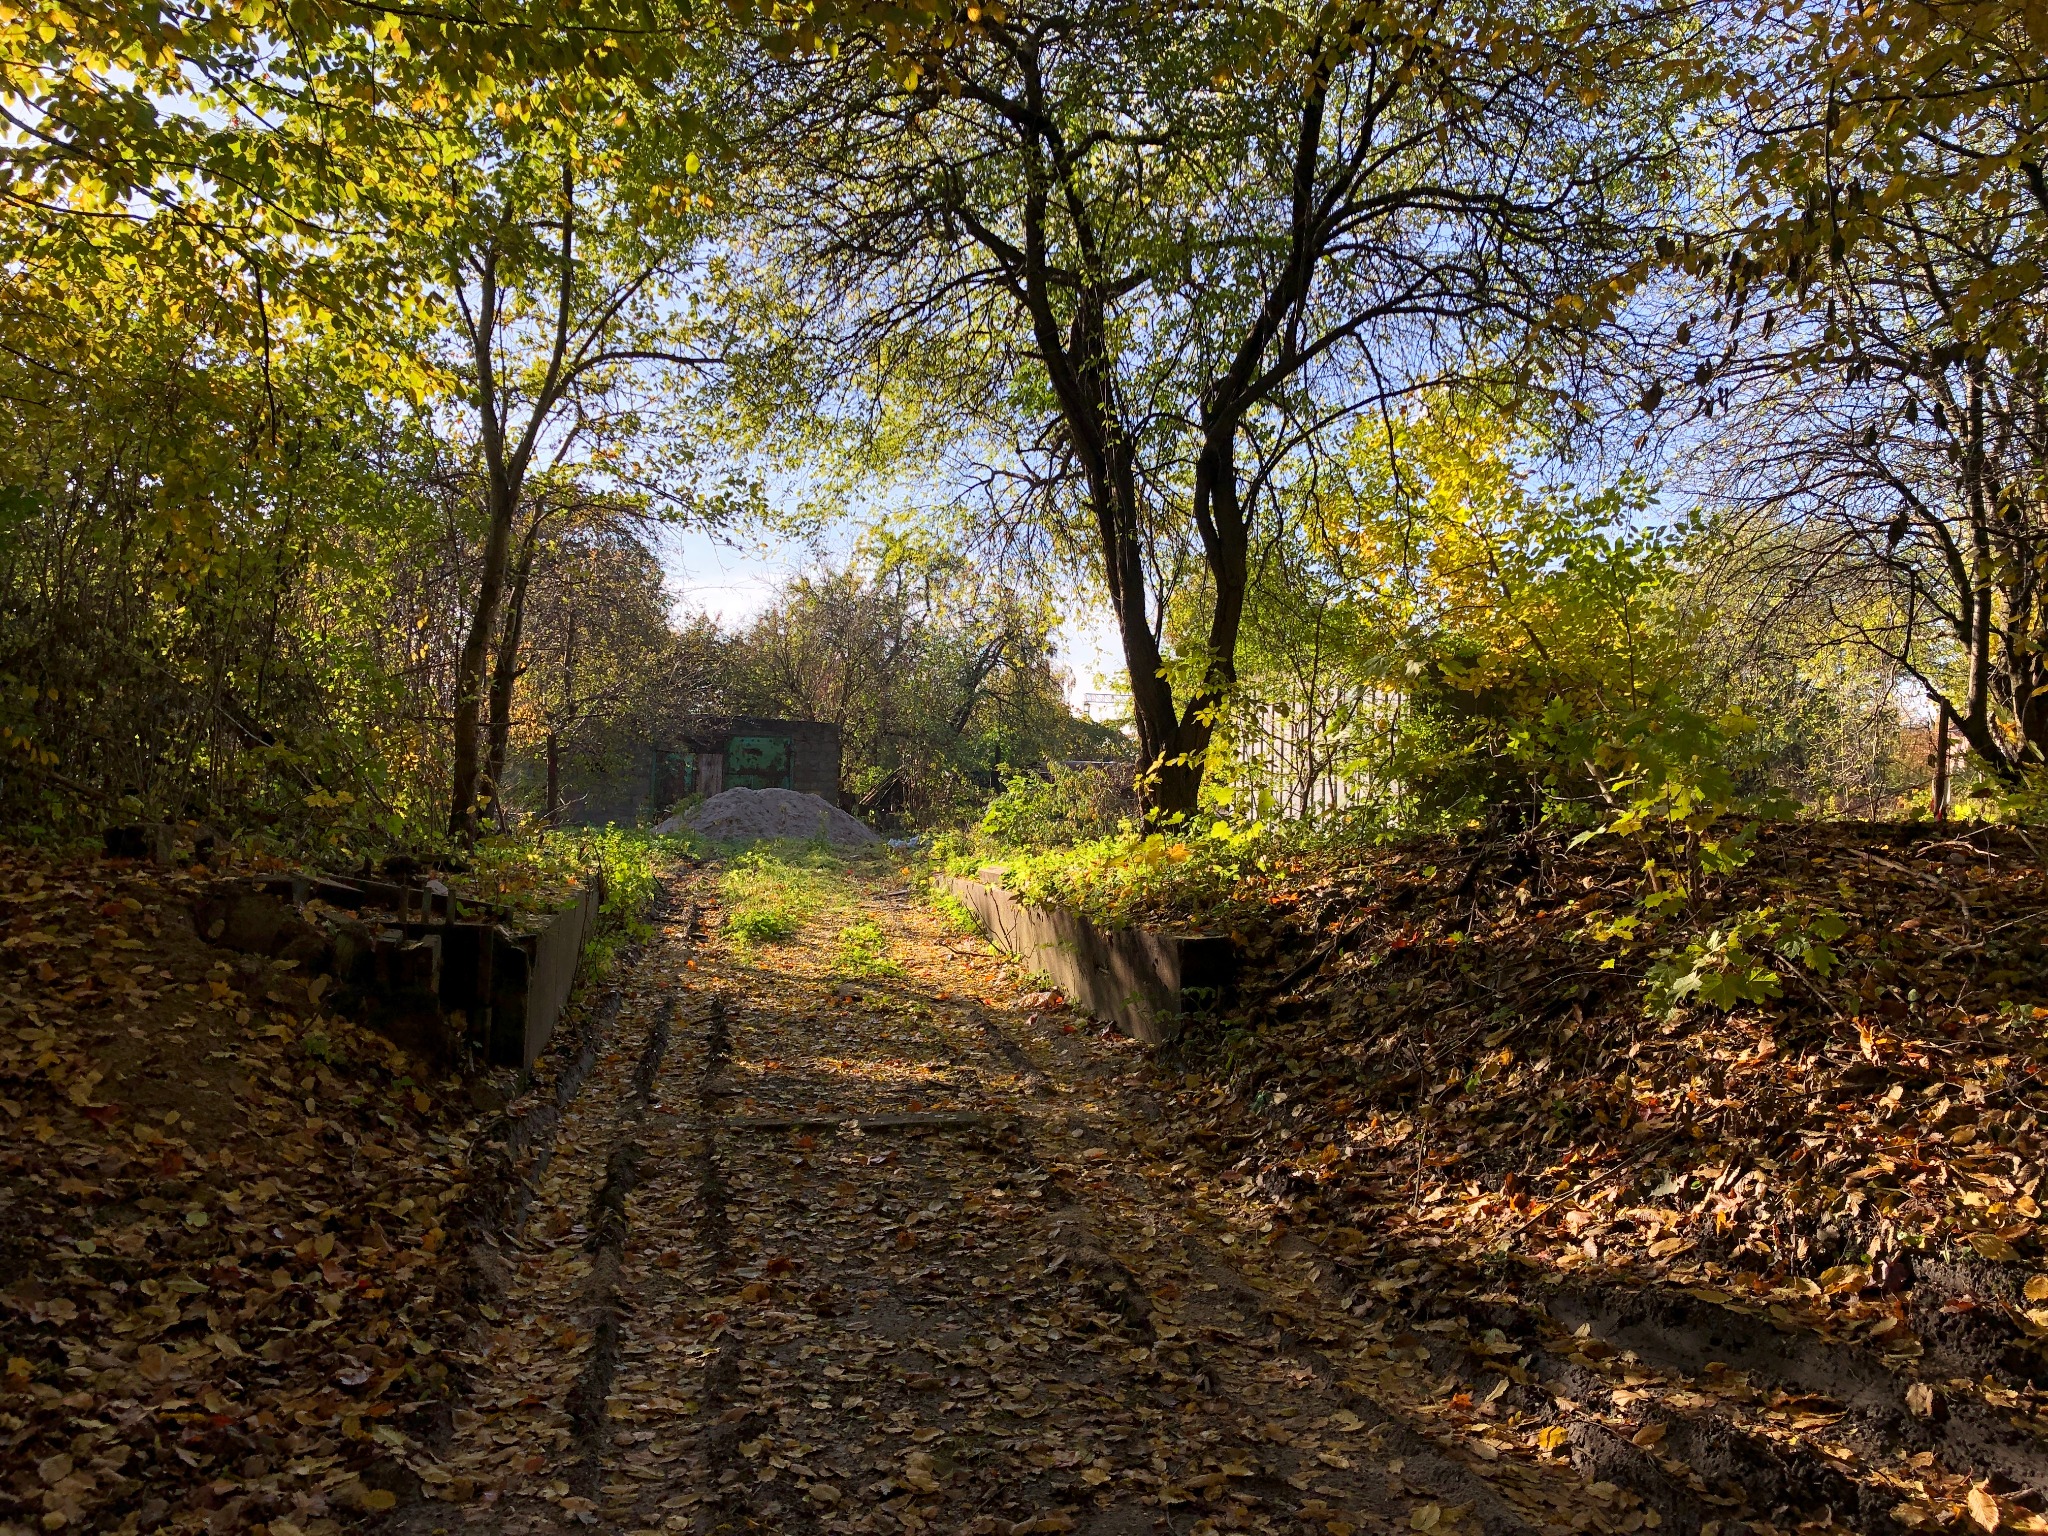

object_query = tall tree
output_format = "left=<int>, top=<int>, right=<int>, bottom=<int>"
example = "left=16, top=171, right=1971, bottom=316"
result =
left=421, top=112, right=722, bottom=835
left=743, top=0, right=1689, bottom=820
left=1660, top=0, right=2048, bottom=779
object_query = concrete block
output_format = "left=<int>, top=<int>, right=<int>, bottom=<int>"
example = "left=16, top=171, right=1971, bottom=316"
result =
left=104, top=823, right=174, bottom=863
left=488, top=879, right=605, bottom=1070
left=934, top=873, right=1232, bottom=1045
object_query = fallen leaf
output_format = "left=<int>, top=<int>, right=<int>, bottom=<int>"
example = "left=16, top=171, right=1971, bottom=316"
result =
left=1969, top=1482, right=2002, bottom=1532
left=1969, top=1232, right=2021, bottom=1262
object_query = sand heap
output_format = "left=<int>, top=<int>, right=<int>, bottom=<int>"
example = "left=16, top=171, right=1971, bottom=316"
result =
left=656, top=787, right=882, bottom=848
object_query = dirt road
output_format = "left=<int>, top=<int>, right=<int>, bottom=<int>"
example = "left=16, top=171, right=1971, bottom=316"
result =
left=399, top=862, right=1640, bottom=1536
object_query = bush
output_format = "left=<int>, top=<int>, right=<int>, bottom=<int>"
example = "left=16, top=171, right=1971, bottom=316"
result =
left=978, top=764, right=1135, bottom=852
left=729, top=907, right=801, bottom=944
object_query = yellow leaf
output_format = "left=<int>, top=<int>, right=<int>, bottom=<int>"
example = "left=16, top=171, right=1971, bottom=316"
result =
left=2024, top=1276, right=2048, bottom=1302
left=1411, top=1505, right=1442, bottom=1531
left=1536, top=1426, right=1570, bottom=1452
left=1968, top=1232, right=2021, bottom=1262
left=362, top=1488, right=397, bottom=1512
left=1969, top=1482, right=2002, bottom=1531
left=1630, top=1423, right=1667, bottom=1448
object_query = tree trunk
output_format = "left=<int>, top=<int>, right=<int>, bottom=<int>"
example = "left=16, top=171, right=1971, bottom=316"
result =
left=448, top=163, right=577, bottom=836
left=546, top=729, right=561, bottom=825
left=482, top=517, right=544, bottom=823
left=449, top=467, right=517, bottom=838
left=1106, top=422, right=1253, bottom=824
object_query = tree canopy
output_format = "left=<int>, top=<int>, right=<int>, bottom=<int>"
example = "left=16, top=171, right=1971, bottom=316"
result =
left=6, top=0, right=2046, bottom=841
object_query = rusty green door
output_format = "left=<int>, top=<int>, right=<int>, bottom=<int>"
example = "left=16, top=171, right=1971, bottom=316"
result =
left=726, top=734, right=792, bottom=790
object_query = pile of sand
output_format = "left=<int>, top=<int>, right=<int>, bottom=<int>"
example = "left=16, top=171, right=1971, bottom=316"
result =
left=656, top=787, right=882, bottom=848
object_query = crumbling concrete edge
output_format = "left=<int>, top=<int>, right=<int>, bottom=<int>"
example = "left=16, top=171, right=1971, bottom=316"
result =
left=932, top=873, right=1233, bottom=1046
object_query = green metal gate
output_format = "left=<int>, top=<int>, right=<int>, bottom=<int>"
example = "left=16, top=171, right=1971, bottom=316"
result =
left=726, top=734, right=792, bottom=790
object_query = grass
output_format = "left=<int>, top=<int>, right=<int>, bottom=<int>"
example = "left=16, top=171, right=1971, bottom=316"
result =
left=832, top=917, right=903, bottom=976
left=719, top=841, right=846, bottom=948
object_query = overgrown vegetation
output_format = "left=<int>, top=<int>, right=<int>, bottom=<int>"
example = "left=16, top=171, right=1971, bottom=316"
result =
left=718, top=842, right=851, bottom=948
left=11, top=0, right=2038, bottom=844
left=9, top=0, right=2048, bottom=1524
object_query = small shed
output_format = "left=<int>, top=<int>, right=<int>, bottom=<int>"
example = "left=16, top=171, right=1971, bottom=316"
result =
left=653, top=717, right=842, bottom=807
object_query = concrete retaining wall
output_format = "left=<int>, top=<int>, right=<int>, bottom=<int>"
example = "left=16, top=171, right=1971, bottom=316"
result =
left=194, top=871, right=606, bottom=1072
left=934, top=872, right=1232, bottom=1045
left=488, top=882, right=606, bottom=1070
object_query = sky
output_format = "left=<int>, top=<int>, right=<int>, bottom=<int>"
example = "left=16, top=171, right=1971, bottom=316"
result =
left=655, top=523, right=1126, bottom=714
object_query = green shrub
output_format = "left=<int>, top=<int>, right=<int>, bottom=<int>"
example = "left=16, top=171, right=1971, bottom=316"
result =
left=979, top=764, right=1134, bottom=852
left=729, top=907, right=801, bottom=944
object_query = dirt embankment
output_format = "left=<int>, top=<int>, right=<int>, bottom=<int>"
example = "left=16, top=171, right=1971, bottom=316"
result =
left=0, top=844, right=606, bottom=1536
left=659, top=788, right=882, bottom=849
left=1135, top=821, right=2048, bottom=1530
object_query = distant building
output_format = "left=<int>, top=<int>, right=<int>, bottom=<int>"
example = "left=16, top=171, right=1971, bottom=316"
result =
left=1081, top=691, right=1127, bottom=723
left=658, top=717, right=842, bottom=802
left=563, top=717, right=842, bottom=826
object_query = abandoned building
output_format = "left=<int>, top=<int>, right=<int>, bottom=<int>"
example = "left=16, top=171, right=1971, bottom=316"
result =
left=560, top=717, right=843, bottom=826
left=660, top=717, right=842, bottom=801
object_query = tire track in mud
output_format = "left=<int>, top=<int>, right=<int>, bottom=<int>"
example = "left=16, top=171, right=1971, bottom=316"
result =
left=687, top=994, right=760, bottom=1535
left=403, top=866, right=1693, bottom=1536
left=565, top=997, right=674, bottom=1498
left=882, top=904, right=1571, bottom=1536
left=380, top=883, right=698, bottom=1534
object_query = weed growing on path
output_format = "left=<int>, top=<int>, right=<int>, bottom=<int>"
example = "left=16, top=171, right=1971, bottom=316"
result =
left=832, top=917, right=903, bottom=976
left=719, top=841, right=845, bottom=946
